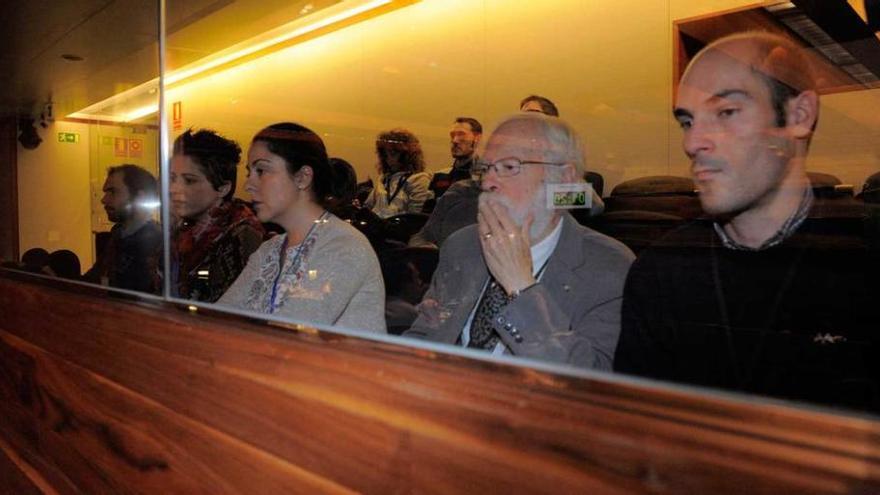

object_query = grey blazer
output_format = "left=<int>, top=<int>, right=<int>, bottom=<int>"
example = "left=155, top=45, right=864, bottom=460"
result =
left=406, top=214, right=634, bottom=370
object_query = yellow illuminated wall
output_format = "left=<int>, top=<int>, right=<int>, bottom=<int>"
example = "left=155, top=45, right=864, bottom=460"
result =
left=166, top=0, right=674, bottom=194
left=87, top=125, right=160, bottom=233
left=18, top=121, right=93, bottom=266
left=166, top=0, right=880, bottom=196
left=17, top=121, right=159, bottom=269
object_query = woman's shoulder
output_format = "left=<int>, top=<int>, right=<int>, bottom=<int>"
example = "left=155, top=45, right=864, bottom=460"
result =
left=317, top=216, right=377, bottom=260
left=321, top=215, right=371, bottom=243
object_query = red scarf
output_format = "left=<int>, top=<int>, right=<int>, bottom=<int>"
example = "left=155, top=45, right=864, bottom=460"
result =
left=172, top=199, right=262, bottom=298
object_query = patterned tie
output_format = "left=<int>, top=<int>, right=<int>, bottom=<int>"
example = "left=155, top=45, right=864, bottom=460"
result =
left=468, top=276, right=508, bottom=350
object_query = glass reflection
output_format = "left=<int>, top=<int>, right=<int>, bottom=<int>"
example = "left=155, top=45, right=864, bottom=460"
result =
left=614, top=31, right=879, bottom=412
left=6, top=0, right=161, bottom=296
left=152, top=0, right=880, bottom=414
left=5, top=0, right=880, bottom=416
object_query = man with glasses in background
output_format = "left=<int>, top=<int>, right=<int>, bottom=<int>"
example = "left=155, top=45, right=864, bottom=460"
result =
left=406, top=113, right=633, bottom=369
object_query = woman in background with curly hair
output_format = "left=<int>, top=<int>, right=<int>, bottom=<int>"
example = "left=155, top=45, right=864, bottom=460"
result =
left=365, top=128, right=432, bottom=217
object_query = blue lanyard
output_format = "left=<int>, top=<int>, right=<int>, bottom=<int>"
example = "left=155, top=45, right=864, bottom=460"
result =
left=268, top=211, right=328, bottom=313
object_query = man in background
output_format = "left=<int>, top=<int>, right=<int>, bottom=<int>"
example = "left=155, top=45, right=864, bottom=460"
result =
left=429, top=117, right=482, bottom=199
left=84, top=164, right=162, bottom=293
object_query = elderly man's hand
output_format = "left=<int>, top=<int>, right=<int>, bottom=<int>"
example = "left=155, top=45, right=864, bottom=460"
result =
left=478, top=197, right=536, bottom=296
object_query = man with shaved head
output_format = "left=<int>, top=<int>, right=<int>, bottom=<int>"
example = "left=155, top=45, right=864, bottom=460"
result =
left=406, top=112, right=633, bottom=369
left=615, top=32, right=879, bottom=410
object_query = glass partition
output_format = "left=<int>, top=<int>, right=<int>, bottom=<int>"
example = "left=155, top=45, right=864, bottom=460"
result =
left=8, top=0, right=162, bottom=296
left=5, top=0, right=880, bottom=416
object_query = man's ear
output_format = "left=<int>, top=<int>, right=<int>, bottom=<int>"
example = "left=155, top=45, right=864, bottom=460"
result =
left=473, top=133, right=482, bottom=147
left=786, top=90, right=818, bottom=140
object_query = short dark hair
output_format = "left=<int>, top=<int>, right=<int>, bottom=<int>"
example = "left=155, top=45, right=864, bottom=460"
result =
left=454, top=117, right=482, bottom=134
left=173, top=128, right=242, bottom=200
left=252, top=122, right=339, bottom=209
left=519, top=95, right=559, bottom=117
left=375, top=128, right=426, bottom=175
left=107, top=164, right=158, bottom=202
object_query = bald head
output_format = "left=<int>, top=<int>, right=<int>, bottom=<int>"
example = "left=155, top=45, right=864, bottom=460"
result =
left=685, top=32, right=817, bottom=128
left=673, top=31, right=820, bottom=220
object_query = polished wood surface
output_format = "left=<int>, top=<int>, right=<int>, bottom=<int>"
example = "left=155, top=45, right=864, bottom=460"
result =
left=0, top=271, right=878, bottom=494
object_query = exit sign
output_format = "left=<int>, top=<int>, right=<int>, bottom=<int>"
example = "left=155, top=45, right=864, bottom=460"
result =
left=57, top=132, right=80, bottom=143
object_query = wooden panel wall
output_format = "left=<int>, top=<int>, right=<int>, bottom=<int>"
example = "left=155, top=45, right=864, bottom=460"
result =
left=0, top=272, right=878, bottom=494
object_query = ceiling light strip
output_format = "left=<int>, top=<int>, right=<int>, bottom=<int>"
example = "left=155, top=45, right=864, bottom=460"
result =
left=68, top=0, right=406, bottom=121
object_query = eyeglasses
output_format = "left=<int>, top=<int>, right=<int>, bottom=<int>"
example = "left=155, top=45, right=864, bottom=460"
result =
left=471, top=157, right=565, bottom=180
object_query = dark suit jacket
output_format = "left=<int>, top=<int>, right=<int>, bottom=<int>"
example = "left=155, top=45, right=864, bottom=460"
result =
left=406, top=214, right=634, bottom=370
left=409, top=180, right=481, bottom=248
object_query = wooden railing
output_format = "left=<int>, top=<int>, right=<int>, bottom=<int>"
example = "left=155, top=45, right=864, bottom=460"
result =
left=0, top=270, right=878, bottom=494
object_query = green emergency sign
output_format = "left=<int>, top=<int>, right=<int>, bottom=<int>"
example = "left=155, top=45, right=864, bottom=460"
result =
left=57, top=132, right=80, bottom=143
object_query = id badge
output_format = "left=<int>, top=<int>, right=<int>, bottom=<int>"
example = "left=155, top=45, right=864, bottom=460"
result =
left=546, top=183, right=593, bottom=209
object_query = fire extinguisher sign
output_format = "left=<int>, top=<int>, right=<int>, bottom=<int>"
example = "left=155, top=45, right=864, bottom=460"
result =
left=172, top=101, right=183, bottom=130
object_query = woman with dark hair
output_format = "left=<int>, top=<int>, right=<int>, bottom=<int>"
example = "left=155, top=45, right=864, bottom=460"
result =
left=170, top=128, right=265, bottom=302
left=364, top=128, right=432, bottom=217
left=218, top=123, right=386, bottom=333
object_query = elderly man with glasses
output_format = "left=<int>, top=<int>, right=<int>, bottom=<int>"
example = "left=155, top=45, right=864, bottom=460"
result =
left=405, top=113, right=633, bottom=370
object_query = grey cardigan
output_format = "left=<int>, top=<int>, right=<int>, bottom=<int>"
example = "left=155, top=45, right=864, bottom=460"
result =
left=219, top=214, right=386, bottom=333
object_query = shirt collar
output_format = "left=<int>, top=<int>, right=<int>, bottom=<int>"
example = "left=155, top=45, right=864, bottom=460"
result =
left=713, top=185, right=814, bottom=251
left=530, top=216, right=564, bottom=275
